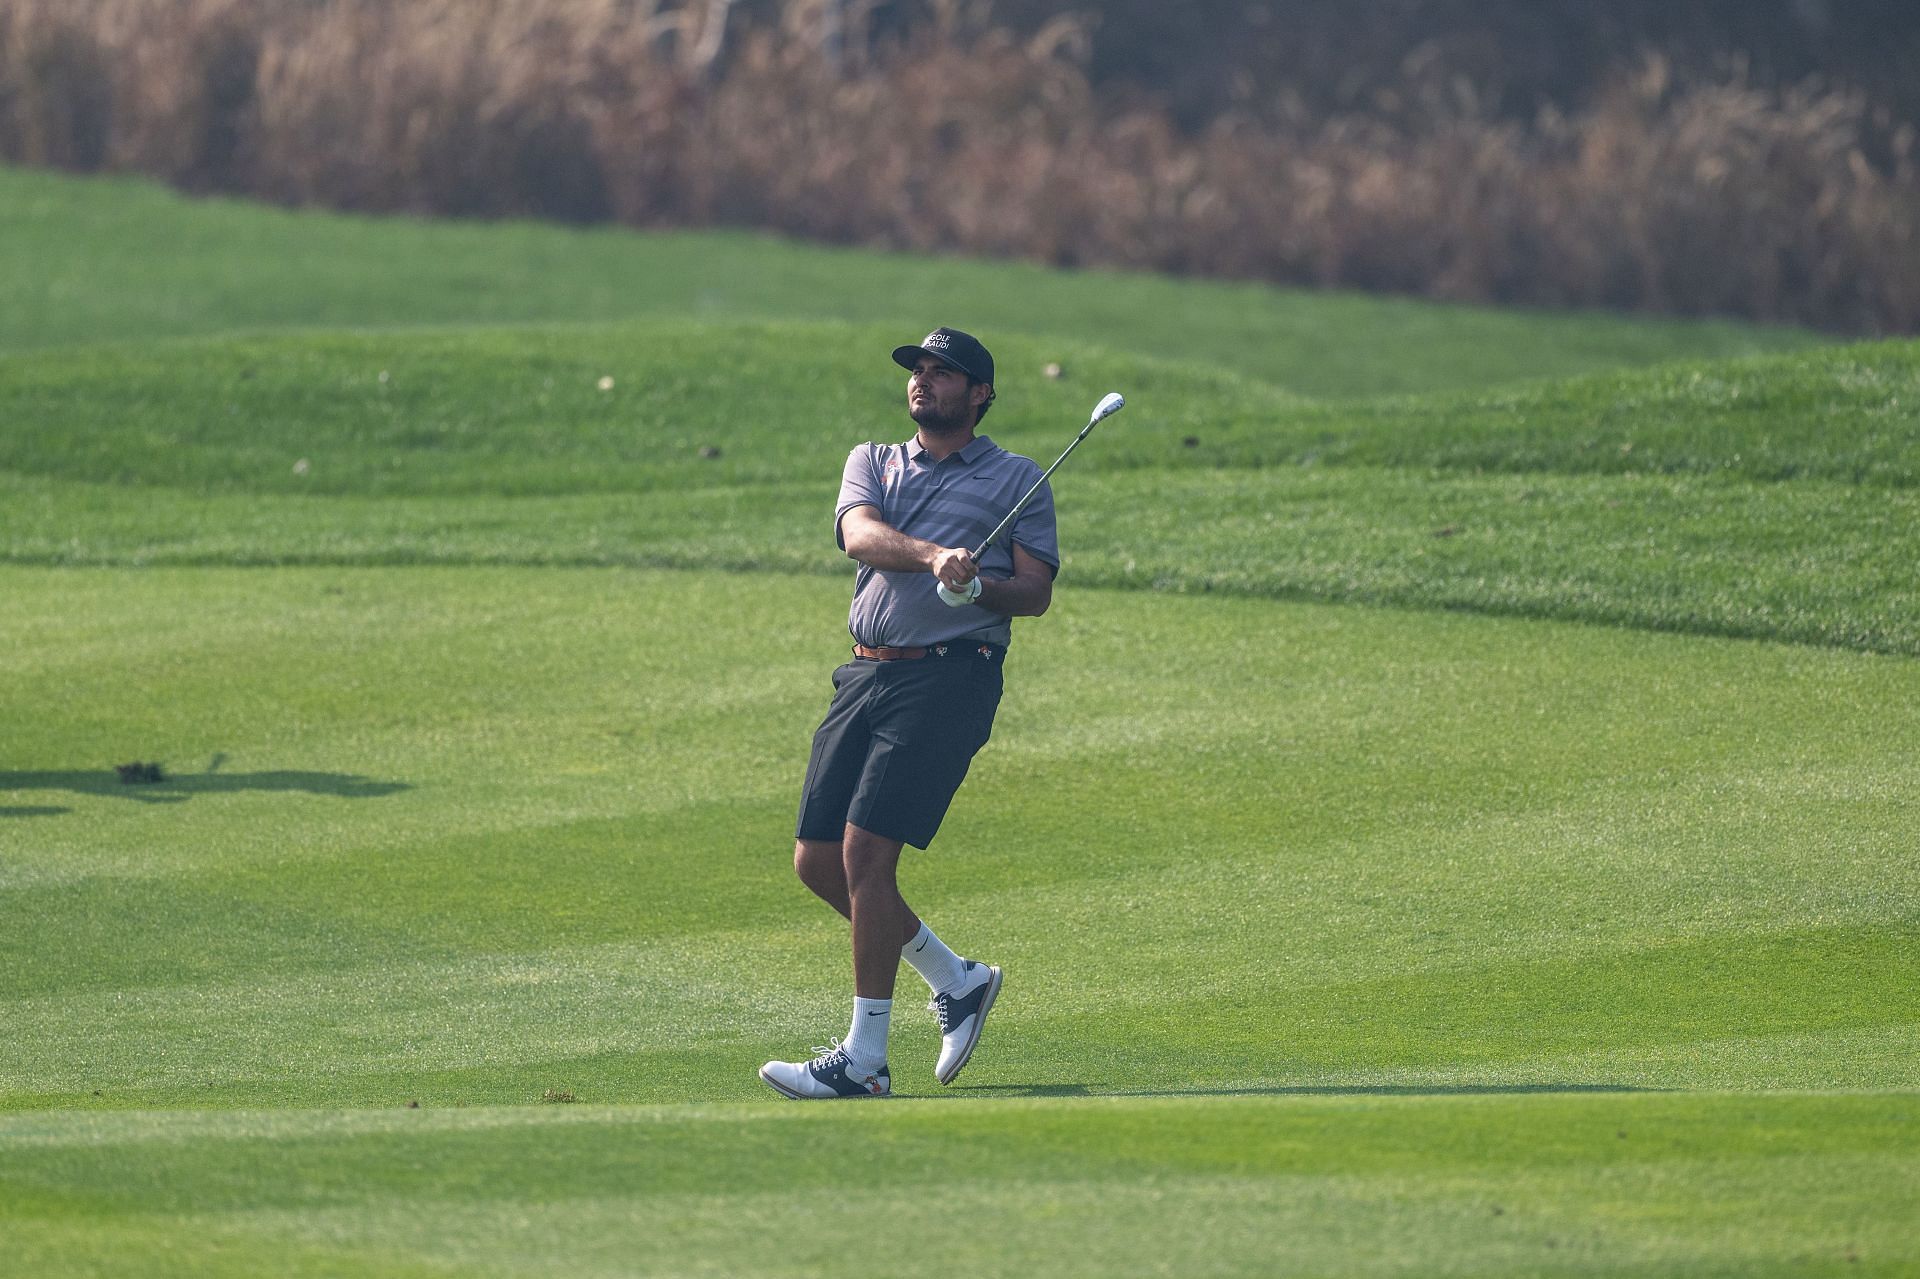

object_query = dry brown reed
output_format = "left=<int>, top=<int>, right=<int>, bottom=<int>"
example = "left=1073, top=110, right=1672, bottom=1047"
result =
left=1, top=0, right=1913, bottom=331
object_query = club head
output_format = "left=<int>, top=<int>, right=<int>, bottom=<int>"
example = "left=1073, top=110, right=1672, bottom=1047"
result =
left=1090, top=392, right=1126, bottom=424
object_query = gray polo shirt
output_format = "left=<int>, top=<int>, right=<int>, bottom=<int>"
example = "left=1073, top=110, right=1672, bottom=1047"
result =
left=836, top=434, right=1060, bottom=648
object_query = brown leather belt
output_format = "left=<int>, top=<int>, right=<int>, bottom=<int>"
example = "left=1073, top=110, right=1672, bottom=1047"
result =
left=853, top=642, right=1002, bottom=662
left=854, top=644, right=927, bottom=660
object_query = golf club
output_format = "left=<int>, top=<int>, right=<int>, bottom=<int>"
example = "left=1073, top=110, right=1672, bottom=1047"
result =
left=938, top=391, right=1126, bottom=606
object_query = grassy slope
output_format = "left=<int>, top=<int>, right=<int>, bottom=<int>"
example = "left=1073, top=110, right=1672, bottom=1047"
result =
left=2, top=323, right=1915, bottom=652
left=1, top=169, right=1915, bottom=1276
left=0, top=164, right=1825, bottom=398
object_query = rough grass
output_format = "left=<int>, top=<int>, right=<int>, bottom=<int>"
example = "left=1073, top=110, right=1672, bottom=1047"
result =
left=0, top=165, right=1826, bottom=398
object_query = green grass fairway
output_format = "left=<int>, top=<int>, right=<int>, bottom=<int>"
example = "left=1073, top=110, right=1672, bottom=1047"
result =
left=3, top=567, right=1916, bottom=1275
left=1, top=167, right=1915, bottom=1276
left=3, top=1097, right=1912, bottom=1277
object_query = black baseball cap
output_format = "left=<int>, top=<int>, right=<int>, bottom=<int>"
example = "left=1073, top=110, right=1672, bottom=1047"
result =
left=892, top=327, right=994, bottom=386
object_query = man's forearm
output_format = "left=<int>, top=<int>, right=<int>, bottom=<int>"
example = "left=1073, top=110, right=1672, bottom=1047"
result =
left=843, top=516, right=942, bottom=573
left=843, top=507, right=1050, bottom=615
left=976, top=572, right=1051, bottom=618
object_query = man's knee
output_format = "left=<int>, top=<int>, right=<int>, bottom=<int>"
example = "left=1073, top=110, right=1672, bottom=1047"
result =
left=795, top=839, right=842, bottom=892
left=841, top=825, right=903, bottom=897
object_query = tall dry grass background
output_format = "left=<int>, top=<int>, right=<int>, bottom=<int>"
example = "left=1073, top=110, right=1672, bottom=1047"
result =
left=1, top=0, right=1914, bottom=331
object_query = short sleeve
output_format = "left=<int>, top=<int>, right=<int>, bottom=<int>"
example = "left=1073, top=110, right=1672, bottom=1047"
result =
left=1011, top=467, right=1060, bottom=577
left=835, top=444, right=887, bottom=551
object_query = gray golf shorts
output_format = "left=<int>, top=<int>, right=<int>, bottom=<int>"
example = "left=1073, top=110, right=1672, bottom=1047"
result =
left=795, top=648, right=1004, bottom=850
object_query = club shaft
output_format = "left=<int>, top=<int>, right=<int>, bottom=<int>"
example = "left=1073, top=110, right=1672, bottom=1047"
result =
left=969, top=418, right=1098, bottom=560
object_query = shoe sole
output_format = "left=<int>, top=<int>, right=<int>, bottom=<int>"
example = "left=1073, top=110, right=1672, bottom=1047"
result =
left=936, top=964, right=1003, bottom=1086
left=758, top=1065, right=807, bottom=1100
left=758, top=1065, right=890, bottom=1101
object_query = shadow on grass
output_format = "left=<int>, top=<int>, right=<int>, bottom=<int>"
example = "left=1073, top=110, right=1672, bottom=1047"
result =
left=0, top=769, right=411, bottom=808
left=948, top=1082, right=1664, bottom=1099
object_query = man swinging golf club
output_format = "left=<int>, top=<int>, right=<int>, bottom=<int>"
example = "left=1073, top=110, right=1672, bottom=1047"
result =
left=758, top=326, right=1059, bottom=1099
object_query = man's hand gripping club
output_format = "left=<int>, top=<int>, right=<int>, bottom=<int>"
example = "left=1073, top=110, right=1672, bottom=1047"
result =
left=936, top=391, right=1125, bottom=608
left=931, top=546, right=982, bottom=606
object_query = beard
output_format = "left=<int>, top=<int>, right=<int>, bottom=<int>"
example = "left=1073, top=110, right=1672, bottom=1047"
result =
left=910, top=395, right=974, bottom=435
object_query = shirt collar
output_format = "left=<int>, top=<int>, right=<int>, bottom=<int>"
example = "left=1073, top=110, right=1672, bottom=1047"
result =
left=907, top=434, right=996, bottom=464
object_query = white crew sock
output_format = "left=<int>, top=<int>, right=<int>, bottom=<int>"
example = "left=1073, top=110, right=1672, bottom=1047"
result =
left=902, top=922, right=969, bottom=997
left=845, top=997, right=891, bottom=1068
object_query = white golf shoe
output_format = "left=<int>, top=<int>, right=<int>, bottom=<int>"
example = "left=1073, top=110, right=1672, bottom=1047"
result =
left=930, top=961, right=1002, bottom=1085
left=758, top=1040, right=891, bottom=1100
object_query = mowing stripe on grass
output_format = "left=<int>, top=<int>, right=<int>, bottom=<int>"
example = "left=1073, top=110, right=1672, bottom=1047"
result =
left=3, top=1095, right=1914, bottom=1277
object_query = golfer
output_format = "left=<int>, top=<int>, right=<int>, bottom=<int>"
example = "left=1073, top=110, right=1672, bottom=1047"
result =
left=759, top=327, right=1058, bottom=1099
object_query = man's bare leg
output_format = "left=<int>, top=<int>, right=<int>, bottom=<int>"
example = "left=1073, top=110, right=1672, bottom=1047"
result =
left=794, top=839, right=851, bottom=920
left=840, top=823, right=920, bottom=999
left=759, top=833, right=907, bottom=1098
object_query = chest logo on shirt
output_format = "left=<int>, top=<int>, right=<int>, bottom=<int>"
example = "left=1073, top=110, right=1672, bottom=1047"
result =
left=883, top=457, right=904, bottom=485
